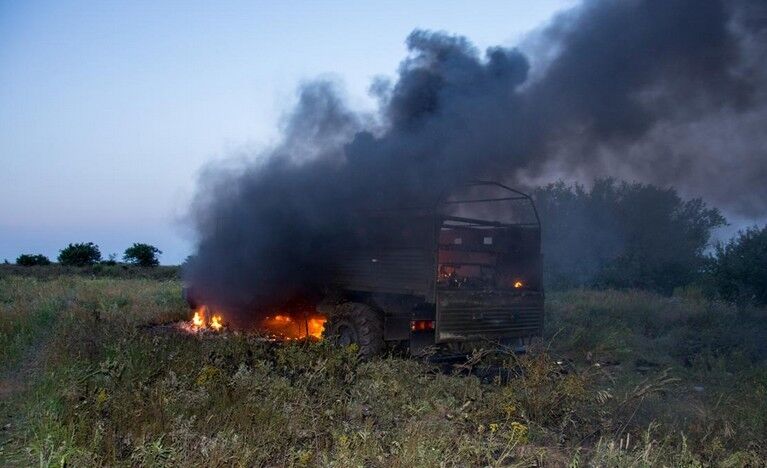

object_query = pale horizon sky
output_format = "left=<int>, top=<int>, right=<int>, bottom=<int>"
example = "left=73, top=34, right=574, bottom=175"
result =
left=1, top=0, right=580, bottom=264
left=4, top=0, right=760, bottom=265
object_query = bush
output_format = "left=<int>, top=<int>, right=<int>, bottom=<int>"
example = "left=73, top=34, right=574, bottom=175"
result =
left=101, top=253, right=118, bottom=266
left=710, top=225, right=767, bottom=305
left=58, top=242, right=101, bottom=267
left=123, top=243, right=162, bottom=267
left=534, top=179, right=725, bottom=293
left=15, top=254, right=51, bottom=266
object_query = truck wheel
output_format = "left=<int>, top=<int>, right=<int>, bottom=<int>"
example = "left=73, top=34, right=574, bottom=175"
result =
left=324, top=302, right=384, bottom=359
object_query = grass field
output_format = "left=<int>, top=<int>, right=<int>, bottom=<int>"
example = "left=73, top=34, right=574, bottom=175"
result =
left=1, top=275, right=765, bottom=466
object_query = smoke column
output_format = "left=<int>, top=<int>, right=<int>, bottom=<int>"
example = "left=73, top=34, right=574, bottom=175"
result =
left=185, top=0, right=767, bottom=313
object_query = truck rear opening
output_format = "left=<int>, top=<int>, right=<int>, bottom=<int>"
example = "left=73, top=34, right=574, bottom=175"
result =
left=434, top=183, right=543, bottom=344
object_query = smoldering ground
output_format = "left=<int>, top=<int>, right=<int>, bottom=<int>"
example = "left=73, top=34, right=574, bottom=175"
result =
left=184, top=0, right=767, bottom=315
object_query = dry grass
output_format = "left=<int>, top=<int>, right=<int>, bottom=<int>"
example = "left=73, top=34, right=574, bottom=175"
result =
left=1, top=276, right=765, bottom=466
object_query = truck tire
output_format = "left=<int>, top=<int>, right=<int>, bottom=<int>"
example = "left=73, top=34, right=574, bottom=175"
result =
left=324, top=302, right=384, bottom=359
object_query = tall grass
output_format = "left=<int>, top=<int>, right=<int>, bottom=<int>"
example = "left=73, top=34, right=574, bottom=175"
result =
left=1, top=277, right=765, bottom=466
left=0, top=277, right=71, bottom=371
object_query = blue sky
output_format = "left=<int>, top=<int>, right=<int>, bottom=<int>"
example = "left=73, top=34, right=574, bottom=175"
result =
left=0, top=1, right=577, bottom=264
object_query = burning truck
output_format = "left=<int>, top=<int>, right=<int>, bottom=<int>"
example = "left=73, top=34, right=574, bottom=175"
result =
left=184, top=181, right=543, bottom=357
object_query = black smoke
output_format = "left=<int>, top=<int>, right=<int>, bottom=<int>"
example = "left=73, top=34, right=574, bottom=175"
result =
left=185, top=0, right=767, bottom=313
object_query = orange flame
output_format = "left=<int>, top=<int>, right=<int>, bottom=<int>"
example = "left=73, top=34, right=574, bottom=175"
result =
left=192, top=307, right=206, bottom=328
left=187, top=305, right=325, bottom=339
left=262, top=313, right=326, bottom=340
left=210, top=314, right=223, bottom=331
left=307, top=317, right=327, bottom=339
left=189, top=306, right=224, bottom=332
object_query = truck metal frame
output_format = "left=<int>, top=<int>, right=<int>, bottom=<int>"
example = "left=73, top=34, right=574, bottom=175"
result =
left=323, top=181, right=544, bottom=355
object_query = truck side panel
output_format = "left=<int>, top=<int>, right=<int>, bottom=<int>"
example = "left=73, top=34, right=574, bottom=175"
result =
left=436, top=290, right=543, bottom=342
left=333, top=248, right=435, bottom=298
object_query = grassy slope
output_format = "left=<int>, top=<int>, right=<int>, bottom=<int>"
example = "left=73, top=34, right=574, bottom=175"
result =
left=0, top=277, right=765, bottom=466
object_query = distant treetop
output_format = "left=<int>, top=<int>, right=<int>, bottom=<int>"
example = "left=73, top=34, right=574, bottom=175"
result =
left=58, top=242, right=101, bottom=267
left=123, top=243, right=162, bottom=267
left=16, top=254, right=51, bottom=266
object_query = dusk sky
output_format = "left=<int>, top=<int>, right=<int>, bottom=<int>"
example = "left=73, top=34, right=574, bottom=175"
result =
left=0, top=0, right=577, bottom=264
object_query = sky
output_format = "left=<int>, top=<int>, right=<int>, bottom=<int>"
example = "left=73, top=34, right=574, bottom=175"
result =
left=0, top=0, right=578, bottom=264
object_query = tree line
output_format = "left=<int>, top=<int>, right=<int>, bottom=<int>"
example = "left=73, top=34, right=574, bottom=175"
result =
left=534, top=179, right=767, bottom=306
left=15, top=243, right=162, bottom=267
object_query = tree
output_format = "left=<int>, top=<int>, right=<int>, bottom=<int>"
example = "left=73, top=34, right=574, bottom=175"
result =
left=101, top=253, right=118, bottom=266
left=533, top=179, right=726, bottom=293
left=58, top=242, right=102, bottom=266
left=710, top=226, right=767, bottom=305
left=123, top=243, right=162, bottom=267
left=16, top=254, right=51, bottom=266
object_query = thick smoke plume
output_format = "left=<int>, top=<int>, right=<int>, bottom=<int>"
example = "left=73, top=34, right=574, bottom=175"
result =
left=186, top=0, right=767, bottom=312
